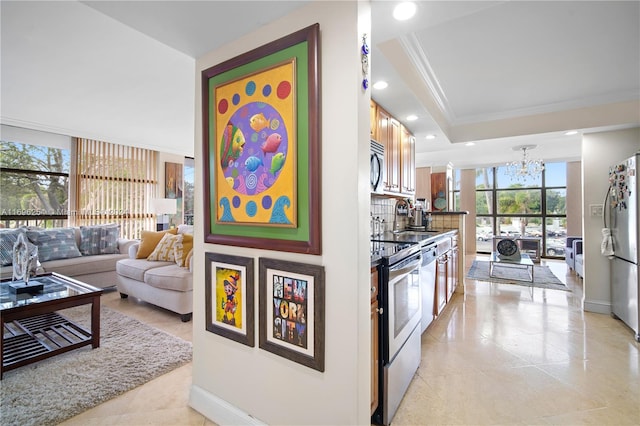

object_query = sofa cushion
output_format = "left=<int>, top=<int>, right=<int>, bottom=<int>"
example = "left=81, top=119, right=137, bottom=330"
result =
left=136, top=229, right=177, bottom=259
left=177, top=224, right=194, bottom=235
left=26, top=228, right=82, bottom=262
left=144, top=264, right=193, bottom=292
left=44, top=253, right=127, bottom=277
left=0, top=228, right=27, bottom=266
left=116, top=258, right=174, bottom=282
left=79, top=224, right=120, bottom=255
left=147, top=233, right=183, bottom=262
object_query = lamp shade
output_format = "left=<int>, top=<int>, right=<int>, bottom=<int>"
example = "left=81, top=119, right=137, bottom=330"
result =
left=151, top=198, right=177, bottom=215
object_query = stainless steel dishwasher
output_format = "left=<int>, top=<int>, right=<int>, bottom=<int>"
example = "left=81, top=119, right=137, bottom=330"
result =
left=419, top=241, right=438, bottom=333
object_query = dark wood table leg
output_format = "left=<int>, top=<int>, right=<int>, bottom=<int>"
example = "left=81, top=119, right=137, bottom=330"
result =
left=1, top=315, right=4, bottom=380
left=91, top=295, right=100, bottom=348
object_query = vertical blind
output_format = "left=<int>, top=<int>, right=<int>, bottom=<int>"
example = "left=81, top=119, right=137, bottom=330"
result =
left=73, top=138, right=157, bottom=239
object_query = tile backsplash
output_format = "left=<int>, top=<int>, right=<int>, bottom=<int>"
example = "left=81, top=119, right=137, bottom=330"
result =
left=371, top=196, right=462, bottom=235
left=371, top=197, right=407, bottom=233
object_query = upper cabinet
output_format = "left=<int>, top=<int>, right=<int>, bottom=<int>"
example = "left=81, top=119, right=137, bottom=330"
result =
left=372, top=101, right=415, bottom=196
left=370, top=99, right=378, bottom=140
left=376, top=106, right=401, bottom=193
left=400, top=126, right=416, bottom=195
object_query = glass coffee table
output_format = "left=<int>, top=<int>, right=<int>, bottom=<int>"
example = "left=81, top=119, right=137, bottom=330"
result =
left=489, top=252, right=534, bottom=283
left=1, top=273, right=102, bottom=379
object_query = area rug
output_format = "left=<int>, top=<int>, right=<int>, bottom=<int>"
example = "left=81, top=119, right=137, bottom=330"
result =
left=466, top=260, right=570, bottom=291
left=0, top=305, right=192, bottom=426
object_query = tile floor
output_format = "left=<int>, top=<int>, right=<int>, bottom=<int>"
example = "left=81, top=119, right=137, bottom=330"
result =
left=60, top=256, right=639, bottom=425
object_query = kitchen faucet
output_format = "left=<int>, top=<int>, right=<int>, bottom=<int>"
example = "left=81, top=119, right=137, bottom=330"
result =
left=392, top=198, right=410, bottom=233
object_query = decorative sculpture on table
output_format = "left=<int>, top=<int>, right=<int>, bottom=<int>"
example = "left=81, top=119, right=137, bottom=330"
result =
left=12, top=232, right=38, bottom=283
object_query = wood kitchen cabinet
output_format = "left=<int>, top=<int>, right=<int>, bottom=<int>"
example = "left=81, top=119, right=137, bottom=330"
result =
left=370, top=100, right=378, bottom=140
left=435, top=251, right=448, bottom=316
left=447, top=235, right=458, bottom=301
left=435, top=236, right=452, bottom=316
left=371, top=100, right=416, bottom=196
left=376, top=106, right=401, bottom=193
left=370, top=266, right=379, bottom=415
left=400, top=126, right=416, bottom=195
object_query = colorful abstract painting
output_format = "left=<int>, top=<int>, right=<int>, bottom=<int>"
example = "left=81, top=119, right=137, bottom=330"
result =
left=214, top=60, right=296, bottom=227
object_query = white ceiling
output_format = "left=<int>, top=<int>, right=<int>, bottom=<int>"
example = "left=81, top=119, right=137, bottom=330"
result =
left=3, top=1, right=639, bottom=168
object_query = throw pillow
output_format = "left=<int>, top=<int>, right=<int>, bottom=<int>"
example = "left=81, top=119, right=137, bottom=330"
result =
left=147, top=233, right=183, bottom=262
left=26, top=228, right=82, bottom=262
left=79, top=224, right=120, bottom=255
left=135, top=229, right=177, bottom=259
left=184, top=248, right=193, bottom=270
left=0, top=228, right=27, bottom=266
left=173, top=235, right=193, bottom=267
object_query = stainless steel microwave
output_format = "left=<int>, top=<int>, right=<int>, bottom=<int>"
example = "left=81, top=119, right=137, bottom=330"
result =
left=370, top=140, right=385, bottom=193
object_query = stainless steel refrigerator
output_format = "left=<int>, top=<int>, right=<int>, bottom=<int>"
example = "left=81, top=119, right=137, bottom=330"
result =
left=606, top=153, right=640, bottom=342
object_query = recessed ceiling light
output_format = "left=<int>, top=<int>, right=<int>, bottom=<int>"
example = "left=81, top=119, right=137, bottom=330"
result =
left=406, top=115, right=418, bottom=121
left=564, top=130, right=578, bottom=136
left=393, top=2, right=417, bottom=21
left=373, top=81, right=388, bottom=90
left=465, top=142, right=475, bottom=146
left=425, top=134, right=436, bottom=140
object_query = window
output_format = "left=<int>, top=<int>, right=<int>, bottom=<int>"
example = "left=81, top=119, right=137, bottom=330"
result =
left=0, top=141, right=70, bottom=228
left=475, top=162, right=568, bottom=258
left=183, top=157, right=194, bottom=225
left=74, top=138, right=157, bottom=239
left=452, top=169, right=461, bottom=211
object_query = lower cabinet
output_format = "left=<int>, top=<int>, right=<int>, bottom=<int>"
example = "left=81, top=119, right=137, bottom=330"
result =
left=370, top=266, right=379, bottom=416
left=435, top=252, right=448, bottom=316
left=447, top=235, right=459, bottom=301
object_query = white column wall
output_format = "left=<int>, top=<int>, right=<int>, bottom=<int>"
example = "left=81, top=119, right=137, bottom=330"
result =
left=190, top=2, right=371, bottom=425
left=582, top=128, right=640, bottom=313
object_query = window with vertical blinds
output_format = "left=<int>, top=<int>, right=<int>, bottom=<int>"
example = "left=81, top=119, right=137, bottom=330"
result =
left=74, top=138, right=157, bottom=239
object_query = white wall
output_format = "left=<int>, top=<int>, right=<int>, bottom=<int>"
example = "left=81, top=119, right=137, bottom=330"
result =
left=582, top=128, right=640, bottom=314
left=191, top=2, right=371, bottom=425
left=1, top=1, right=195, bottom=157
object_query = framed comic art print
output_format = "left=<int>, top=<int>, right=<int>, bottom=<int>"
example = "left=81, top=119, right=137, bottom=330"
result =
left=202, top=24, right=321, bottom=254
left=205, top=252, right=255, bottom=347
left=259, top=257, right=325, bottom=372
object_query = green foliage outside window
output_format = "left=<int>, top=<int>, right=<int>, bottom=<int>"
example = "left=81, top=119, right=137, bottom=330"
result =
left=1, top=141, right=70, bottom=226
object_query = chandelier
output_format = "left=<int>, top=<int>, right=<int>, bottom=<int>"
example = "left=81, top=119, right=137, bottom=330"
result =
left=505, top=145, right=544, bottom=181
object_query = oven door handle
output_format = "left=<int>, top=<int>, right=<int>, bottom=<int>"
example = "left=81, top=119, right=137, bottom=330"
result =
left=388, top=256, right=422, bottom=281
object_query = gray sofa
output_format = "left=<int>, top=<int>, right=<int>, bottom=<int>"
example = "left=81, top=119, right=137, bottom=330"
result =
left=115, top=231, right=193, bottom=322
left=0, top=226, right=135, bottom=289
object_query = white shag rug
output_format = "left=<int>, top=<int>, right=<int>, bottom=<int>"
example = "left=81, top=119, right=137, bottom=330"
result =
left=0, top=305, right=192, bottom=426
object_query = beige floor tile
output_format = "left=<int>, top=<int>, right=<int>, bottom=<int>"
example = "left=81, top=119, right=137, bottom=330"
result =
left=60, top=257, right=638, bottom=426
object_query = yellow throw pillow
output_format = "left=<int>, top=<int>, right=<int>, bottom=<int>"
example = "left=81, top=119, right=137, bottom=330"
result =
left=179, top=234, right=193, bottom=265
left=147, top=233, right=183, bottom=262
left=136, top=229, right=177, bottom=259
left=184, top=248, right=193, bottom=269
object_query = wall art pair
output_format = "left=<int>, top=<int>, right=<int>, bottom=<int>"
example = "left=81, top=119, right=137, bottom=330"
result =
left=204, top=252, right=325, bottom=372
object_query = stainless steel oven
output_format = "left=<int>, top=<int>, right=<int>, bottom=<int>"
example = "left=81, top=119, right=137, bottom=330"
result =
left=371, top=241, right=421, bottom=425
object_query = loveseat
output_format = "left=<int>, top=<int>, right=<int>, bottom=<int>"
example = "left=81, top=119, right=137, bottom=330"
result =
left=0, top=225, right=135, bottom=289
left=115, top=226, right=193, bottom=322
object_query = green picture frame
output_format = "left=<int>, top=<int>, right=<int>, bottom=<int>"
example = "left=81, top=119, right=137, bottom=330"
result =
left=202, top=24, right=321, bottom=254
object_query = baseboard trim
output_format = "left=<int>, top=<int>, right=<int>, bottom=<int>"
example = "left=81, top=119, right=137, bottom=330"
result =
left=189, top=384, right=265, bottom=425
left=584, top=299, right=611, bottom=314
